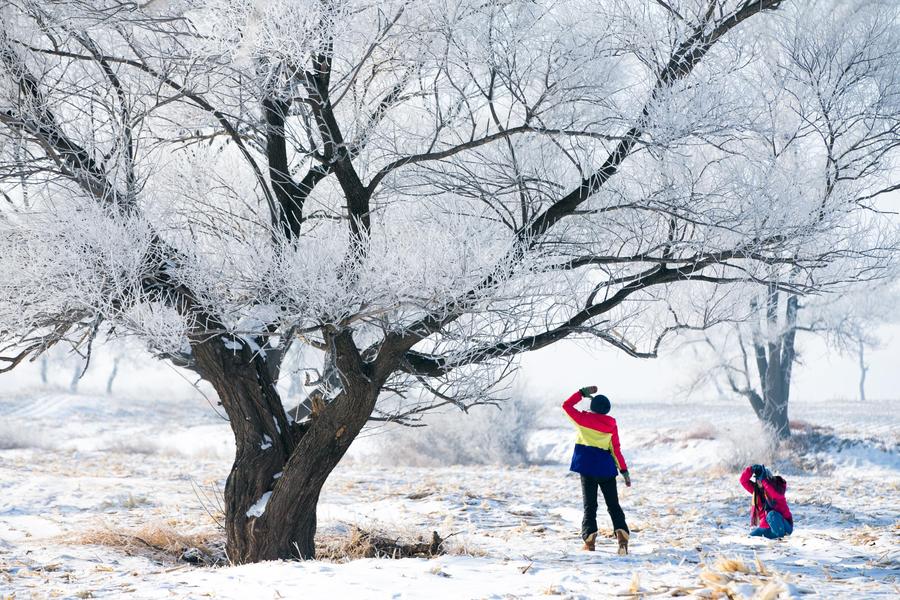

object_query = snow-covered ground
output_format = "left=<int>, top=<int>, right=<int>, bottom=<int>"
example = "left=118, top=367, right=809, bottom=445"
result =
left=1, top=390, right=897, bottom=599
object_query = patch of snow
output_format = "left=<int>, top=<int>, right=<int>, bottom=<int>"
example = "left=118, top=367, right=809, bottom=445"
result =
left=246, top=491, right=272, bottom=518
left=1, top=394, right=898, bottom=599
left=223, top=339, right=242, bottom=351
left=239, top=335, right=263, bottom=357
left=260, top=435, right=273, bottom=450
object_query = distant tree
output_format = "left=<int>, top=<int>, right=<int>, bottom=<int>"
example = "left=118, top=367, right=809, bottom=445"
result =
left=1, top=0, right=897, bottom=562
left=31, top=344, right=86, bottom=391
left=814, top=282, right=899, bottom=403
left=687, top=281, right=895, bottom=439
left=106, top=354, right=121, bottom=395
left=682, top=3, right=900, bottom=438
left=103, top=340, right=140, bottom=395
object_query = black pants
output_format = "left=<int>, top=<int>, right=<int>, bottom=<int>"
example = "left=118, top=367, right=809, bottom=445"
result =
left=581, top=475, right=628, bottom=540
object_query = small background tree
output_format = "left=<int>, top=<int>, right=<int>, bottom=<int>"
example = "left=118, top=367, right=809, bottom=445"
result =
left=814, top=282, right=899, bottom=403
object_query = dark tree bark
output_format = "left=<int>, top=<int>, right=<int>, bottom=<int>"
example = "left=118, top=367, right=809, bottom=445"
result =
left=188, top=327, right=384, bottom=562
left=190, top=336, right=294, bottom=562
left=744, top=288, right=798, bottom=439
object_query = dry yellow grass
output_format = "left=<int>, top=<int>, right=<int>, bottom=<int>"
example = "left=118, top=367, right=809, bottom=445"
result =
left=697, top=553, right=789, bottom=600
left=715, top=556, right=751, bottom=574
left=754, top=581, right=783, bottom=600
left=316, top=526, right=470, bottom=561
left=629, top=571, right=640, bottom=593
left=849, top=526, right=879, bottom=546
left=699, top=569, right=730, bottom=586
left=73, top=523, right=222, bottom=565
left=541, top=584, right=565, bottom=595
left=754, top=554, right=770, bottom=576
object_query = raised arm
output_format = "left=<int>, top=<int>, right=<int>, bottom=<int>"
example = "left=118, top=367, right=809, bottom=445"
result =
left=739, top=466, right=755, bottom=494
left=562, top=387, right=595, bottom=426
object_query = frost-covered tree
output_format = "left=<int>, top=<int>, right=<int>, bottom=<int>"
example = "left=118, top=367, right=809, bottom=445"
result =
left=812, top=281, right=898, bottom=403
left=687, top=278, right=898, bottom=436
left=1, top=0, right=897, bottom=562
left=681, top=2, right=900, bottom=437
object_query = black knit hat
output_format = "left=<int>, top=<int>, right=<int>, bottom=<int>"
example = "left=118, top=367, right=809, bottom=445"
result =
left=590, top=394, right=611, bottom=414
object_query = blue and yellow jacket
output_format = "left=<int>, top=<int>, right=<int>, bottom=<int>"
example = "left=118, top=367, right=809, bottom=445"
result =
left=562, top=391, right=628, bottom=478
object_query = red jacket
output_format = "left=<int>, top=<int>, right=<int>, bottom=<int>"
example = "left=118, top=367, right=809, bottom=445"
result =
left=562, top=391, right=628, bottom=478
left=739, top=467, right=793, bottom=528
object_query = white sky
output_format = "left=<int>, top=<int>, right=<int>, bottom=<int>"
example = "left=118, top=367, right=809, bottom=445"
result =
left=519, top=324, right=900, bottom=404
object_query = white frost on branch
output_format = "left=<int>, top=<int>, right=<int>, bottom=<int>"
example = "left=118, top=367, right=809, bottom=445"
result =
left=1, top=0, right=898, bottom=417
left=223, top=339, right=242, bottom=351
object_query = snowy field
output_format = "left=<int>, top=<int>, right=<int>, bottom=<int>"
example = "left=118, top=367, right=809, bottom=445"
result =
left=1, top=391, right=898, bottom=599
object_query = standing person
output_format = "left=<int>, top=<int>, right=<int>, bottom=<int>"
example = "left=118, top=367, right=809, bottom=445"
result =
left=562, top=386, right=631, bottom=554
left=739, top=464, right=794, bottom=539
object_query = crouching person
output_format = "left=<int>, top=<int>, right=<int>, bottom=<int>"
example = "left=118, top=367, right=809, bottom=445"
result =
left=740, top=464, right=794, bottom=539
left=563, top=386, right=631, bottom=555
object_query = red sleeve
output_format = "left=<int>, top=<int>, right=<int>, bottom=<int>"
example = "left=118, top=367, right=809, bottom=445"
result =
left=611, top=425, right=628, bottom=472
left=739, top=467, right=754, bottom=494
left=562, top=391, right=590, bottom=427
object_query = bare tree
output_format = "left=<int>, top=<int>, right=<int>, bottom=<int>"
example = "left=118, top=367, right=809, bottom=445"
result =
left=694, top=287, right=807, bottom=438
left=688, top=277, right=897, bottom=436
left=683, top=1, right=900, bottom=438
left=815, top=281, right=898, bottom=403
left=1, top=0, right=897, bottom=562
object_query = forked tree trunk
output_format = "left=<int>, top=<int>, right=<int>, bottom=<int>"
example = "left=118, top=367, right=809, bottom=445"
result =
left=239, top=380, right=377, bottom=560
left=759, top=382, right=791, bottom=439
left=190, top=329, right=378, bottom=563
left=745, top=383, right=790, bottom=440
left=747, top=288, right=797, bottom=440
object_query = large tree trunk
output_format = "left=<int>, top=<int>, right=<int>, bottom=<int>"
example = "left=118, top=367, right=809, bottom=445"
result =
left=191, top=336, right=292, bottom=562
left=191, top=329, right=377, bottom=563
left=242, top=382, right=376, bottom=560
left=747, top=289, right=797, bottom=440
left=760, top=372, right=791, bottom=439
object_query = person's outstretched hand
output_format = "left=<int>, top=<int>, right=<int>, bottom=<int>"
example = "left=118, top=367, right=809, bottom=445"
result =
left=622, top=471, right=632, bottom=487
left=580, top=385, right=598, bottom=397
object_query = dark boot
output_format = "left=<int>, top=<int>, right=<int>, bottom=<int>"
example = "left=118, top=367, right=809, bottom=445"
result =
left=615, top=529, right=629, bottom=555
